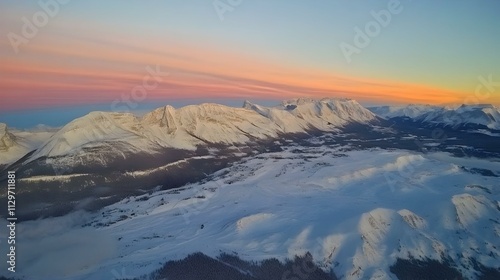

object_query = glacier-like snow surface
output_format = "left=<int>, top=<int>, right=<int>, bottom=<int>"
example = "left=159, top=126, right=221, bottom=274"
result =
left=4, top=147, right=499, bottom=280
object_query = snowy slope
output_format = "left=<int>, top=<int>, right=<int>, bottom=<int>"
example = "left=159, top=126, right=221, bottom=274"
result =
left=276, top=98, right=378, bottom=127
left=142, top=103, right=281, bottom=148
left=25, top=98, right=377, bottom=161
left=29, top=112, right=152, bottom=160
left=7, top=145, right=499, bottom=280
left=245, top=98, right=377, bottom=132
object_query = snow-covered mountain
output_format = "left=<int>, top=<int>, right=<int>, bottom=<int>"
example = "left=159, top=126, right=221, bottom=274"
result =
left=244, top=98, right=376, bottom=133
left=421, top=104, right=500, bottom=129
left=141, top=103, right=282, bottom=149
left=0, top=123, right=55, bottom=166
left=368, top=104, right=442, bottom=119
left=9, top=145, right=499, bottom=280
left=0, top=123, right=16, bottom=151
left=24, top=98, right=378, bottom=162
left=0, top=98, right=381, bottom=220
left=29, top=111, right=154, bottom=160
left=2, top=99, right=500, bottom=279
left=369, top=104, right=500, bottom=130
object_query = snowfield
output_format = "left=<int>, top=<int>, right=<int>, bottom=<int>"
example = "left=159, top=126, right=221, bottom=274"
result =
left=4, top=145, right=499, bottom=280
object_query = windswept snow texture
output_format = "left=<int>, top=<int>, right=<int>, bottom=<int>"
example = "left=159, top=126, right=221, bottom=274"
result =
left=6, top=146, right=499, bottom=280
left=369, top=104, right=500, bottom=130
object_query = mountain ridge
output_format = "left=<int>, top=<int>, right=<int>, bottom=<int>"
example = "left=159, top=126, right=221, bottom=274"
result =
left=369, top=104, right=500, bottom=129
left=21, top=98, right=378, bottom=162
left=3, top=99, right=500, bottom=166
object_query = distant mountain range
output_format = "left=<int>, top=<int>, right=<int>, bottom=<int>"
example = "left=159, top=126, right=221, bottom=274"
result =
left=3, top=99, right=500, bottom=170
left=369, top=104, right=500, bottom=130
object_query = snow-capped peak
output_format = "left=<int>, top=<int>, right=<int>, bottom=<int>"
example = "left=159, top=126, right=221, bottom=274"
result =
left=421, top=104, right=500, bottom=129
left=0, top=123, right=16, bottom=151
left=305, top=98, right=375, bottom=121
left=246, top=98, right=377, bottom=132
left=141, top=102, right=280, bottom=147
left=29, top=111, right=144, bottom=159
left=0, top=123, right=58, bottom=165
left=242, top=100, right=255, bottom=110
left=142, top=105, right=177, bottom=129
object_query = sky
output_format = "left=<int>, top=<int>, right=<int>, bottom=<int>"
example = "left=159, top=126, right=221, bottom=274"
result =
left=1, top=0, right=500, bottom=128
